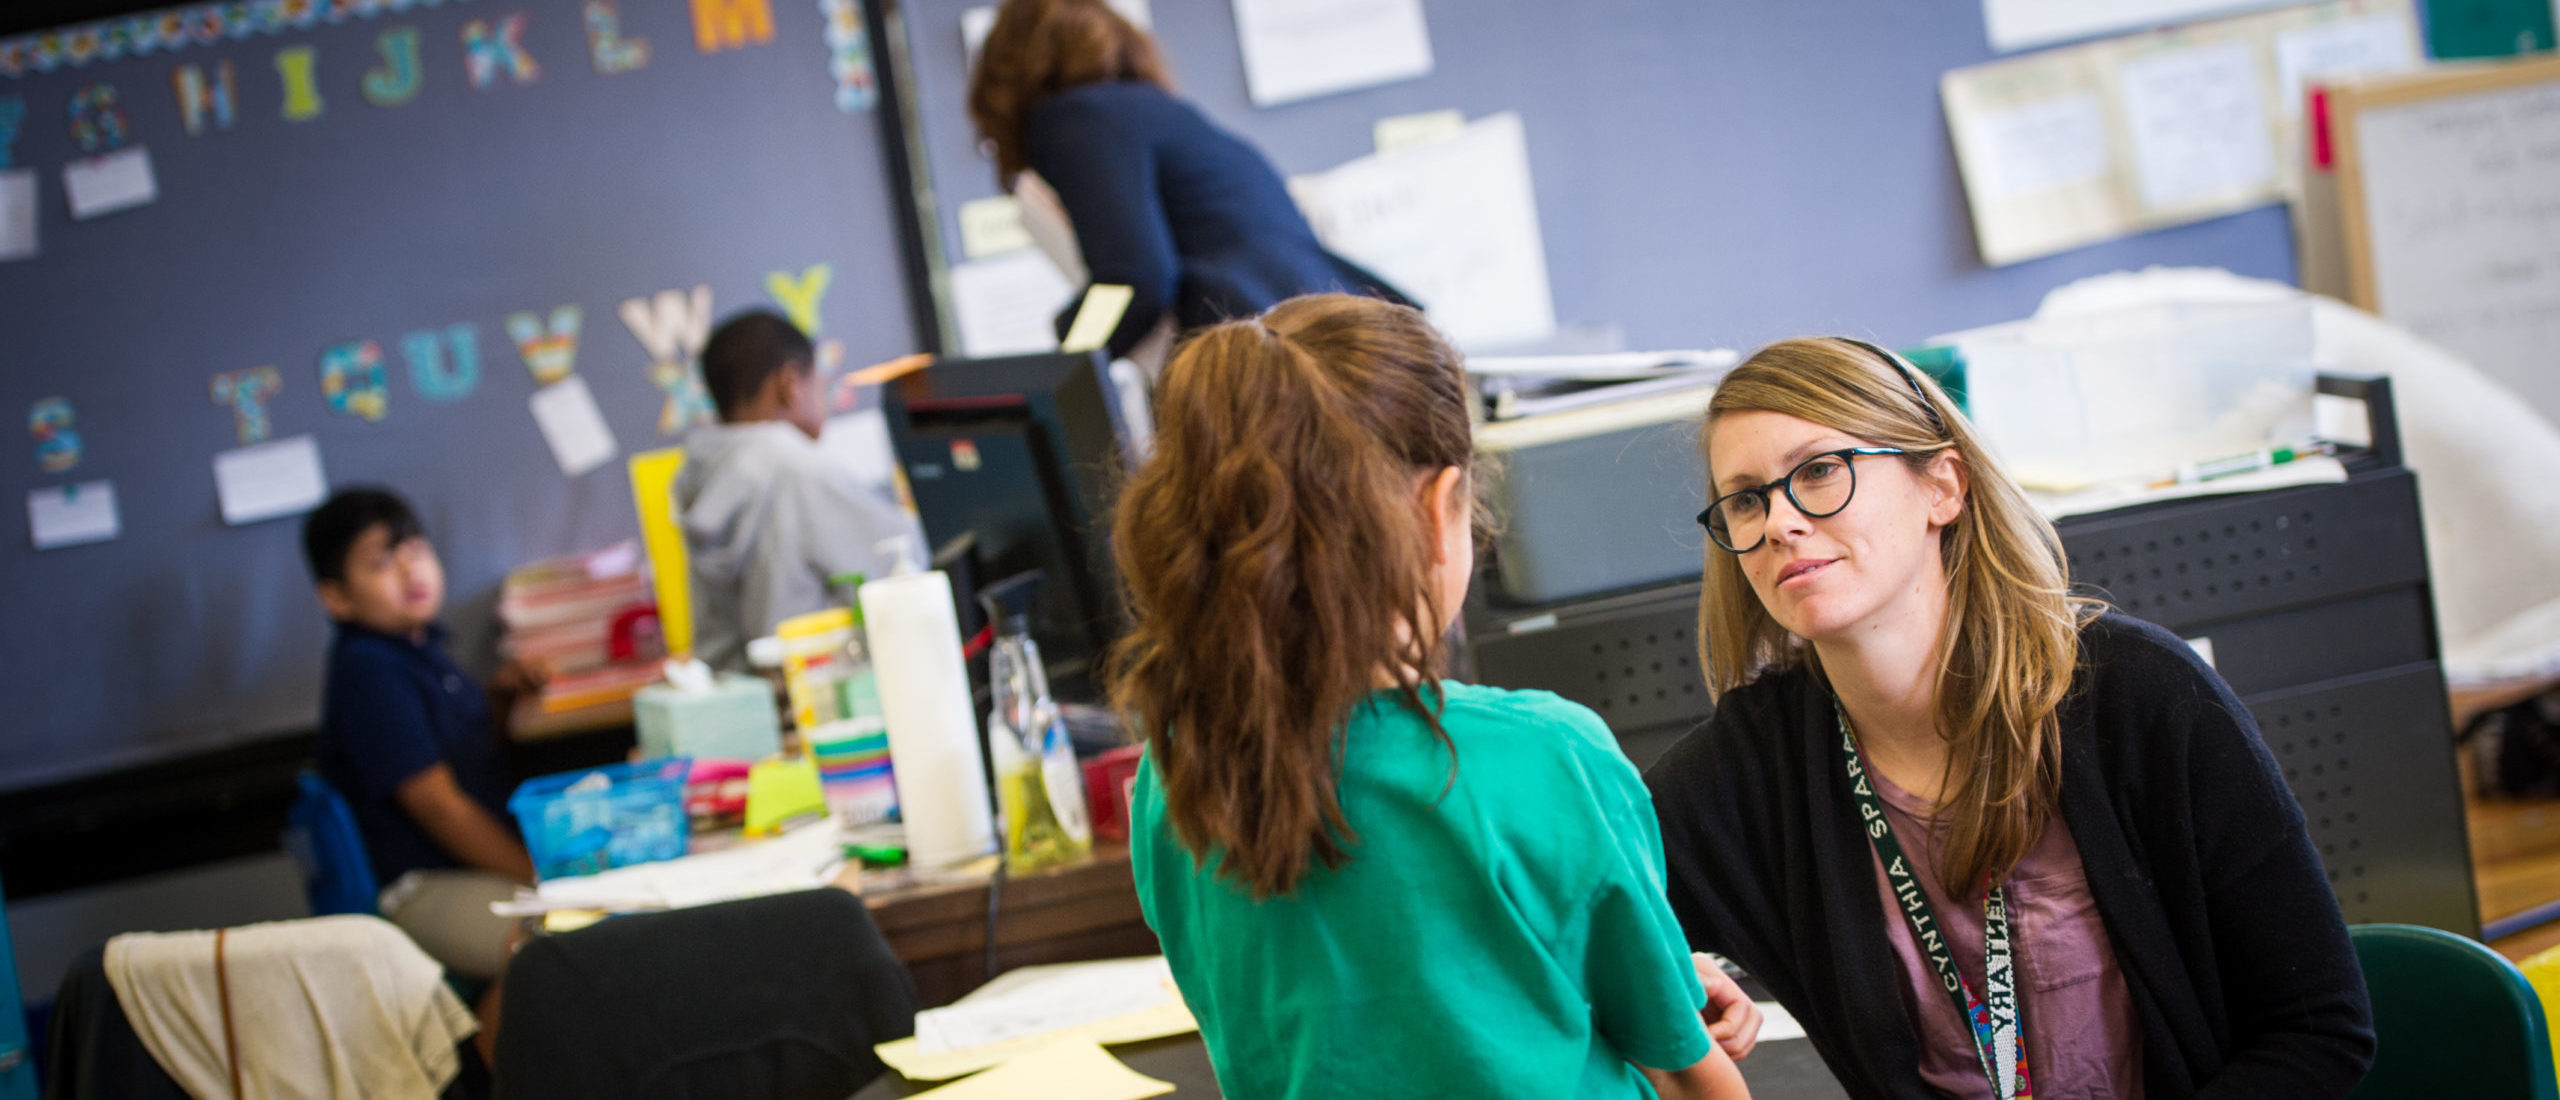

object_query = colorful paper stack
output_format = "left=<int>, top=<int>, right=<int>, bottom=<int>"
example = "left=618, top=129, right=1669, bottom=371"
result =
left=500, top=541, right=665, bottom=713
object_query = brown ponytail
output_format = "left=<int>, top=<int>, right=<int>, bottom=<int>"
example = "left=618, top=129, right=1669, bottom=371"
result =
left=1108, top=294, right=1474, bottom=900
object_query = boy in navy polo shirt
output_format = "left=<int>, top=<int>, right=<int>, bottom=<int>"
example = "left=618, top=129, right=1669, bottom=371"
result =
left=304, top=488, right=541, bottom=982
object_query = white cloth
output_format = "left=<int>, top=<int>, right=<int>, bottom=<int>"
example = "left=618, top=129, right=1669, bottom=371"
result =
left=675, top=421, right=910, bottom=673
left=2036, top=267, right=2560, bottom=692
left=103, top=915, right=478, bottom=1100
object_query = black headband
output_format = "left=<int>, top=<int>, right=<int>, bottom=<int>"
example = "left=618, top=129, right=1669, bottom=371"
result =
left=1838, top=337, right=1946, bottom=437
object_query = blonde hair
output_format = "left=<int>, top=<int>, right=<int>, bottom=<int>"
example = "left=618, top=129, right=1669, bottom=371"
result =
left=1698, top=337, right=2102, bottom=898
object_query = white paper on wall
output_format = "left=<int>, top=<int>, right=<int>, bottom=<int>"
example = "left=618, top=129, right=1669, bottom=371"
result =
left=1290, top=112, right=1555, bottom=352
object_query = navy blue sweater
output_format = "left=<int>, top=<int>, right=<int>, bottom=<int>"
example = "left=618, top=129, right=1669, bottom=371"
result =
left=1023, top=81, right=1408, bottom=356
left=1646, top=613, right=2374, bottom=1099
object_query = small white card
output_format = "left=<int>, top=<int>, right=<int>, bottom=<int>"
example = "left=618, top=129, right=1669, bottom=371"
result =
left=213, top=434, right=328, bottom=526
left=27, top=480, right=119, bottom=549
left=63, top=146, right=158, bottom=221
left=529, top=374, right=619, bottom=477
left=0, top=168, right=36, bottom=262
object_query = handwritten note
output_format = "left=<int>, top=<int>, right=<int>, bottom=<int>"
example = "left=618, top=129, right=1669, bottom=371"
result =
left=949, top=252, right=1074, bottom=359
left=1968, top=93, right=2113, bottom=199
left=27, top=481, right=118, bottom=550
left=2119, top=40, right=2274, bottom=210
left=2273, top=14, right=2418, bottom=119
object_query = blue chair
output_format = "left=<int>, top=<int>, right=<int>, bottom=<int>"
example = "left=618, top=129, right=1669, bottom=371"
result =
left=281, top=770, right=379, bottom=917
left=2350, top=923, right=2560, bottom=1099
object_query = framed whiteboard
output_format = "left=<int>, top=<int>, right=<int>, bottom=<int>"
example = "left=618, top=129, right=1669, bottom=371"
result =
left=2333, top=56, right=2560, bottom=426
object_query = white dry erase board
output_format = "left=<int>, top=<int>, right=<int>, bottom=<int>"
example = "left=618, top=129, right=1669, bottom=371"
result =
left=2331, top=55, right=2560, bottom=429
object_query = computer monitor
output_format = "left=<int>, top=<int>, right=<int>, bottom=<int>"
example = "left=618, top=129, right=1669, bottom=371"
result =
left=883, top=350, right=1137, bottom=700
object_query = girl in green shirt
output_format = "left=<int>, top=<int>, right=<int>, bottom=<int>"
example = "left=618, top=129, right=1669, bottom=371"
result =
left=1109, top=293, right=1753, bottom=1099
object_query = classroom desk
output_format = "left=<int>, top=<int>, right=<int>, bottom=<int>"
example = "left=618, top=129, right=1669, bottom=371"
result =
left=862, top=847, right=1161, bottom=1008
left=847, top=981, right=1854, bottom=1098
left=507, top=695, right=638, bottom=742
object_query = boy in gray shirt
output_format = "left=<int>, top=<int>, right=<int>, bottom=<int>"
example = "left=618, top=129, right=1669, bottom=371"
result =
left=676, top=311, right=909, bottom=672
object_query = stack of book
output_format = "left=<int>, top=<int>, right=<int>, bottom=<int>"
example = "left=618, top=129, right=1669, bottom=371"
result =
left=501, top=541, right=665, bottom=712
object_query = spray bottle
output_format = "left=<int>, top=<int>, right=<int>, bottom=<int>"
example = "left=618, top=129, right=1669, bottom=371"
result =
left=977, top=572, right=1091, bottom=871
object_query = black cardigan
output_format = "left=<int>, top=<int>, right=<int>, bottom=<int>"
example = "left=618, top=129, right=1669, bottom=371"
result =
left=1645, top=613, right=2374, bottom=1099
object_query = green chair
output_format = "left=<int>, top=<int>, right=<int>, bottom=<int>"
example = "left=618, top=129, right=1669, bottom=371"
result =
left=2351, top=923, right=2560, bottom=1099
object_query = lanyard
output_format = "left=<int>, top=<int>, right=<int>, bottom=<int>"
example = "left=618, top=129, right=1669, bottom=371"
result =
left=1838, top=702, right=2034, bottom=1100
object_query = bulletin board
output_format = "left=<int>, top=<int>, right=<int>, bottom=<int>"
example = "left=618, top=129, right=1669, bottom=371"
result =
left=0, top=0, right=919, bottom=790
left=882, top=0, right=2305, bottom=359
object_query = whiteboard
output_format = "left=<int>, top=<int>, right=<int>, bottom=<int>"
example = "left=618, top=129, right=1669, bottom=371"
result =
left=2336, top=57, right=2560, bottom=428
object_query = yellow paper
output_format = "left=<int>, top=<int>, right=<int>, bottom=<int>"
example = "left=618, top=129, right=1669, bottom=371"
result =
left=1059, top=284, right=1135, bottom=354
left=905, top=1038, right=1172, bottom=1100
left=876, top=996, right=1197, bottom=1081
left=744, top=756, right=828, bottom=836
left=627, top=447, right=692, bottom=655
left=1373, top=108, right=1465, bottom=152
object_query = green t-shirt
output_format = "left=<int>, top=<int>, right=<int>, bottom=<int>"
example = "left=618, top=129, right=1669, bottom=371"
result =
left=1131, top=682, right=1713, bottom=1098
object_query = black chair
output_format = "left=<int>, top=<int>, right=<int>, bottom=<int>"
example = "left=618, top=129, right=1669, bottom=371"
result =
left=493, top=889, right=917, bottom=1100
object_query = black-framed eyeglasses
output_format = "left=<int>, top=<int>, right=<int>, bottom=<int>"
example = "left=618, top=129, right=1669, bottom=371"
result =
left=1697, top=447, right=1907, bottom=554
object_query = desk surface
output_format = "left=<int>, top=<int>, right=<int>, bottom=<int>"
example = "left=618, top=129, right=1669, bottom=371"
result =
left=849, top=1031, right=1850, bottom=1099
left=849, top=972, right=1850, bottom=1100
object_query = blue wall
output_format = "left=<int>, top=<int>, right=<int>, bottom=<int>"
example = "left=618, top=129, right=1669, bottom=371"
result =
left=899, top=0, right=2298, bottom=351
left=0, top=0, right=916, bottom=788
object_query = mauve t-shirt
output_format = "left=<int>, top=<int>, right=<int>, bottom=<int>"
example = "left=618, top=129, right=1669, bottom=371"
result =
left=1865, top=766, right=2144, bottom=1099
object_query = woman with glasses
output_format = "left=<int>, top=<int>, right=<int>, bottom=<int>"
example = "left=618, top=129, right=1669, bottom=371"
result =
left=1646, top=338, right=2374, bottom=1099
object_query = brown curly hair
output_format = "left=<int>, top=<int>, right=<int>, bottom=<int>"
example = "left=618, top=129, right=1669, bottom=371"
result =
left=1108, top=294, right=1474, bottom=900
left=966, top=0, right=1173, bottom=181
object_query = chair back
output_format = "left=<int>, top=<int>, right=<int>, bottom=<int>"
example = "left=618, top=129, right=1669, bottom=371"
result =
left=281, top=771, right=379, bottom=917
left=2351, top=922, right=2560, bottom=1099
left=494, top=889, right=917, bottom=1100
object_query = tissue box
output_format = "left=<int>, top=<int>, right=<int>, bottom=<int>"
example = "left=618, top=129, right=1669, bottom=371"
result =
left=634, top=675, right=782, bottom=762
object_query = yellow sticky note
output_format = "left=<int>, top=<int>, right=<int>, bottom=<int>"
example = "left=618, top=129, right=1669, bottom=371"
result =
left=906, top=1038, right=1173, bottom=1100
left=1374, top=108, right=1465, bottom=152
left=627, top=448, right=692, bottom=656
left=876, top=996, right=1198, bottom=1081
left=1060, top=284, right=1135, bottom=354
left=744, top=756, right=827, bottom=836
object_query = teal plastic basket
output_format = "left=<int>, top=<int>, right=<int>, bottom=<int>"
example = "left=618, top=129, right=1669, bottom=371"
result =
left=509, top=756, right=692, bottom=880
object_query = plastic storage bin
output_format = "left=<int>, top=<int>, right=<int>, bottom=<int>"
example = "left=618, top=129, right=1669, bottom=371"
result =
left=509, top=757, right=692, bottom=880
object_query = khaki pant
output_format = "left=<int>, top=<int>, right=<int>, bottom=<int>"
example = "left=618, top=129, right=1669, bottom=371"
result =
left=379, top=869, right=518, bottom=980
